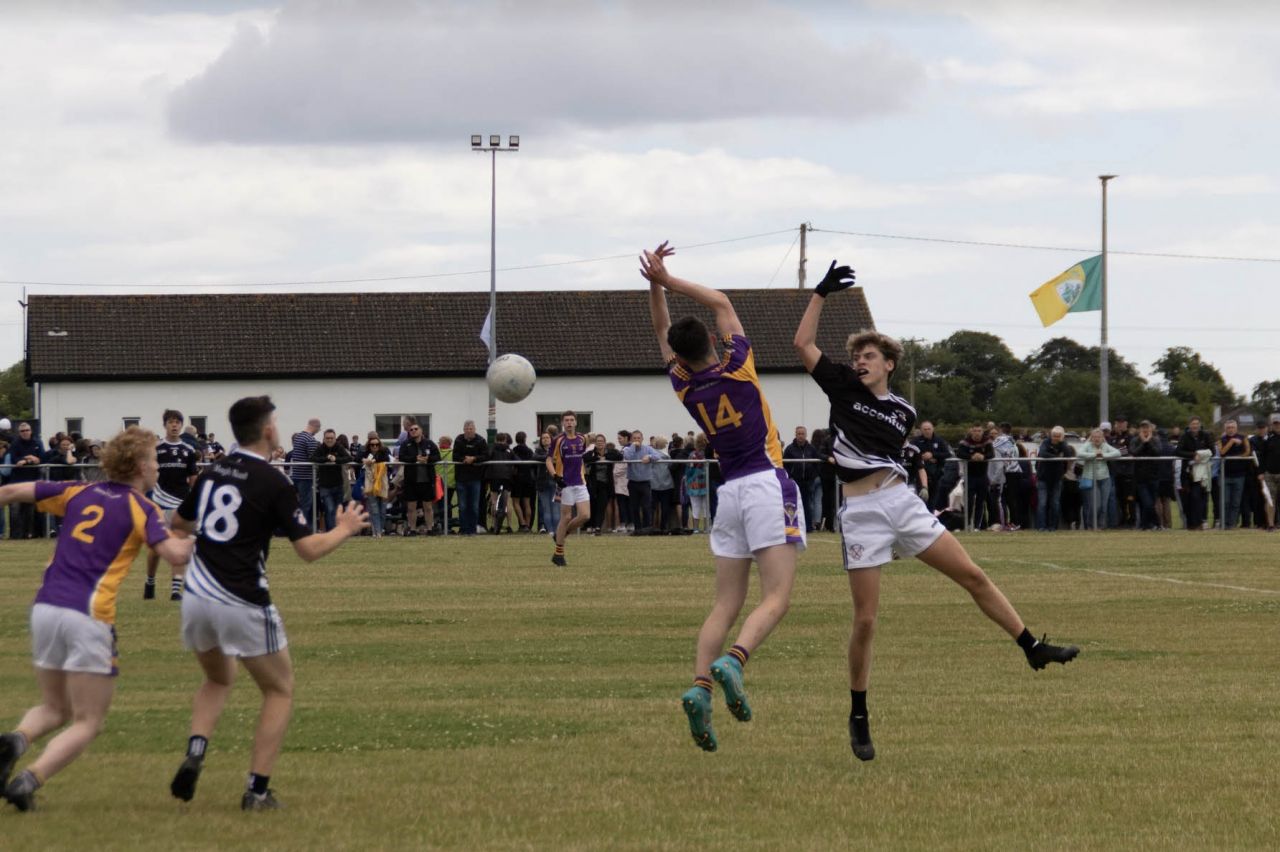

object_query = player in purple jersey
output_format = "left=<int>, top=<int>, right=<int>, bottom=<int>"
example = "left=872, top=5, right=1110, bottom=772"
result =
left=794, top=261, right=1079, bottom=762
left=146, top=409, right=199, bottom=602
left=546, top=411, right=591, bottom=567
left=0, top=427, right=193, bottom=812
left=640, top=241, right=804, bottom=753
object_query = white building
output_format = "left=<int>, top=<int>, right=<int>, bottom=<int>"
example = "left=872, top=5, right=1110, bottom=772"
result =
left=25, top=288, right=876, bottom=445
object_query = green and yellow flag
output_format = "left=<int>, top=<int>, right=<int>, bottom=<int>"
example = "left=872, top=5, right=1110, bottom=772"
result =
left=1028, top=255, right=1102, bottom=327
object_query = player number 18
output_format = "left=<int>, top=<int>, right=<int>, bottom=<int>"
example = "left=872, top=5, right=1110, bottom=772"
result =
left=695, top=393, right=745, bottom=436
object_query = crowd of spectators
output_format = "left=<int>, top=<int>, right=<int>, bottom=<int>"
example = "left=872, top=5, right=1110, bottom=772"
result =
left=4, top=411, right=1278, bottom=540
left=911, top=414, right=1280, bottom=533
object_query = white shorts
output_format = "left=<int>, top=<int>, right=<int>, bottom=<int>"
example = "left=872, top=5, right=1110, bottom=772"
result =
left=689, top=494, right=709, bottom=520
left=838, top=482, right=945, bottom=570
left=710, top=469, right=806, bottom=559
left=181, top=595, right=288, bottom=658
left=559, top=485, right=590, bottom=506
left=31, top=603, right=117, bottom=676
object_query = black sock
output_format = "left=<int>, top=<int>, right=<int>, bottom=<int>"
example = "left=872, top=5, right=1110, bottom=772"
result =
left=186, top=735, right=207, bottom=759
left=1016, top=628, right=1037, bottom=652
left=850, top=689, right=868, bottom=718
left=248, top=772, right=270, bottom=795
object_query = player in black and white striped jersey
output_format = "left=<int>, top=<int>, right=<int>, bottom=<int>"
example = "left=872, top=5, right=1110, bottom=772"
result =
left=167, top=395, right=367, bottom=811
left=145, top=410, right=199, bottom=602
left=794, top=261, right=1079, bottom=763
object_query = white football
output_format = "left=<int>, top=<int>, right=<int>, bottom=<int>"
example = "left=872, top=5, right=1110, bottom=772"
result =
left=486, top=353, right=537, bottom=403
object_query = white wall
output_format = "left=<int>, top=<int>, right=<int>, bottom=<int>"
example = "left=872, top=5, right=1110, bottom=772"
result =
left=36, top=373, right=831, bottom=445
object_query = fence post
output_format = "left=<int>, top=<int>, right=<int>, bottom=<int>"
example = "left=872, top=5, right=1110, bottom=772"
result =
left=961, top=460, right=970, bottom=533
left=442, top=461, right=450, bottom=538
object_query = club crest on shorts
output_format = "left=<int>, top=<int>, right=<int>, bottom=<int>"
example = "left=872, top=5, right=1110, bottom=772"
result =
left=849, top=543, right=865, bottom=561
left=783, top=501, right=798, bottom=525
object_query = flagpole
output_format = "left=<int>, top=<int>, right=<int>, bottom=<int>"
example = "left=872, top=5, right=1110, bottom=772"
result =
left=1099, top=175, right=1116, bottom=425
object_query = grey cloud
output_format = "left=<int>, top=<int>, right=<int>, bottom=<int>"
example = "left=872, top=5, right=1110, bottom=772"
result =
left=166, top=0, right=924, bottom=144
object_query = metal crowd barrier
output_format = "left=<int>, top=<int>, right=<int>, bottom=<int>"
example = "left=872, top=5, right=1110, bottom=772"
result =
left=941, top=453, right=1263, bottom=533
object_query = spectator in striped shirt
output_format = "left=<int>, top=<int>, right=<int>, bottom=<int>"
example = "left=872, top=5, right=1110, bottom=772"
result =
left=290, top=419, right=321, bottom=528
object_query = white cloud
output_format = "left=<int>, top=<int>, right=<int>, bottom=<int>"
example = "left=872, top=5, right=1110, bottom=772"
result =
left=164, top=0, right=924, bottom=144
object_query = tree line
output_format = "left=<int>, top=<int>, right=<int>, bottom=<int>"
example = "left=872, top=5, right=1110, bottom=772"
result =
left=3, top=345, right=1278, bottom=436
left=903, top=334, right=1277, bottom=432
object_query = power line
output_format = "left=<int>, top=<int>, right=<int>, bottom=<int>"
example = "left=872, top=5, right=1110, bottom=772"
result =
left=766, top=229, right=802, bottom=288
left=0, top=228, right=798, bottom=290
left=808, top=227, right=1280, bottom=263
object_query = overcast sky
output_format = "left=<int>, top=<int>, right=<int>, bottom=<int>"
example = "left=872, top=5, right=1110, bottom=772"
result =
left=2, top=0, right=1277, bottom=403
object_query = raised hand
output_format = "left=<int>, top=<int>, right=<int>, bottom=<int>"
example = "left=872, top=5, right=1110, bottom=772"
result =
left=639, top=241, right=676, bottom=285
left=336, top=501, right=371, bottom=534
left=814, top=260, right=856, bottom=298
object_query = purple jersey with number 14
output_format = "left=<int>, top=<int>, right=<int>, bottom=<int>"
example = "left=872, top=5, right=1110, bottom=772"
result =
left=668, top=334, right=784, bottom=482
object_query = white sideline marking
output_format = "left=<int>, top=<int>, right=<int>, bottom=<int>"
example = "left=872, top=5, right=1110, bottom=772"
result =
left=1035, top=561, right=1280, bottom=596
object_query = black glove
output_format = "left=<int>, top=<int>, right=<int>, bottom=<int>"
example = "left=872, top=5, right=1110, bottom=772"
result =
left=814, top=260, right=856, bottom=298
left=554, top=476, right=567, bottom=489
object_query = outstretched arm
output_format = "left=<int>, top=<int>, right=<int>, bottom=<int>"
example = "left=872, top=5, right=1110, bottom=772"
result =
left=793, top=295, right=826, bottom=372
left=793, top=260, right=856, bottom=372
left=0, top=483, right=38, bottom=506
left=640, top=242, right=743, bottom=338
left=648, top=280, right=676, bottom=363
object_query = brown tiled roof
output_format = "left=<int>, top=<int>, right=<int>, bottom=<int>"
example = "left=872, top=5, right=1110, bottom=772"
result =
left=26, top=289, right=875, bottom=381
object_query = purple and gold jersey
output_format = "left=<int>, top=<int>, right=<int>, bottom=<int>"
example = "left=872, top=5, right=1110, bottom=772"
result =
left=550, top=433, right=589, bottom=487
left=668, top=334, right=784, bottom=482
left=33, top=480, right=169, bottom=625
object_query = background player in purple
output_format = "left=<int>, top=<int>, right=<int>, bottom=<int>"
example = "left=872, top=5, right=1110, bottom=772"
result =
left=0, top=427, right=193, bottom=811
left=146, top=408, right=199, bottom=602
left=640, top=241, right=804, bottom=753
left=794, top=260, right=1079, bottom=762
left=546, top=411, right=590, bottom=567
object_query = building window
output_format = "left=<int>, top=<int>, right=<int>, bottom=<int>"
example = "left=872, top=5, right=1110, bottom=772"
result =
left=537, top=411, right=592, bottom=435
left=123, top=417, right=140, bottom=428
left=65, top=417, right=83, bottom=437
left=190, top=416, right=208, bottom=436
left=374, top=414, right=431, bottom=441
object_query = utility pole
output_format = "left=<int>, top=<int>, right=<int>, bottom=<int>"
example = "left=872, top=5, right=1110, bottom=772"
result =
left=1099, top=175, right=1116, bottom=426
left=797, top=222, right=808, bottom=289
left=901, top=337, right=925, bottom=408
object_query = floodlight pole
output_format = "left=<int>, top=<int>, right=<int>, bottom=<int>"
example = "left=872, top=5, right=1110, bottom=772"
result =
left=472, top=134, right=520, bottom=444
left=1099, top=175, right=1116, bottom=426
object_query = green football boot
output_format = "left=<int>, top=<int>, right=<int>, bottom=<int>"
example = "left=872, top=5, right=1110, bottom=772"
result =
left=710, top=655, right=752, bottom=722
left=681, top=687, right=717, bottom=752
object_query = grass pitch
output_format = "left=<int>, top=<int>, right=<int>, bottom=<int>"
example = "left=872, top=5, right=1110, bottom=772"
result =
left=1, top=530, right=1278, bottom=850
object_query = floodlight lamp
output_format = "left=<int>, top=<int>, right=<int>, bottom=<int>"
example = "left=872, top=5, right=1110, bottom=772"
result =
left=471, top=135, right=482, bottom=147
left=509, top=135, right=519, bottom=149
left=489, top=135, right=501, bottom=147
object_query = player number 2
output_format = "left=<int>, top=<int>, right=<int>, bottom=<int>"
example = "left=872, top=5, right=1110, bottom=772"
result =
left=695, top=394, right=745, bottom=436
left=195, top=481, right=242, bottom=543
left=71, top=505, right=105, bottom=544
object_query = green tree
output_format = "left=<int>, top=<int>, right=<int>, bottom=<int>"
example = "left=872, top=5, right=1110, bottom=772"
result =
left=930, top=331, right=1023, bottom=413
left=1152, top=346, right=1239, bottom=411
left=1251, top=380, right=1280, bottom=418
left=913, top=376, right=976, bottom=427
left=0, top=360, right=33, bottom=420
